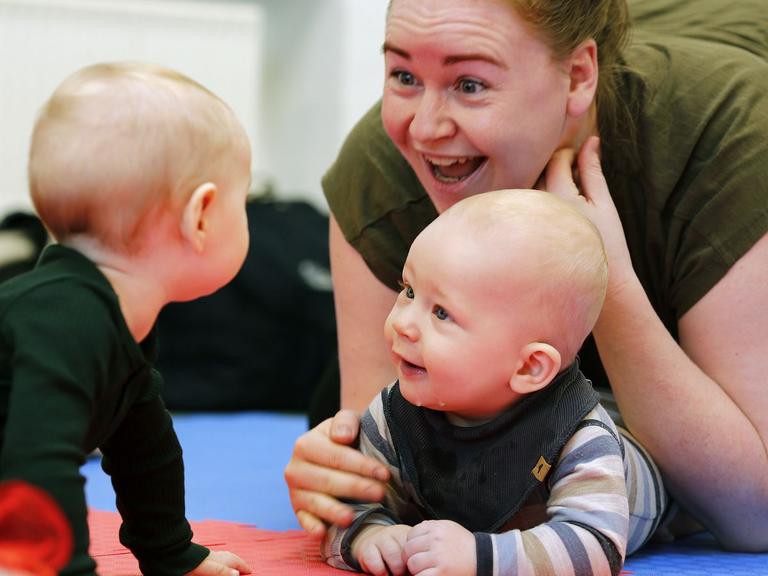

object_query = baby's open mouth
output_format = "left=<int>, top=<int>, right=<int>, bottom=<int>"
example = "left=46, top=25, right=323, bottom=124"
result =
left=425, top=155, right=486, bottom=183
left=400, top=357, right=427, bottom=377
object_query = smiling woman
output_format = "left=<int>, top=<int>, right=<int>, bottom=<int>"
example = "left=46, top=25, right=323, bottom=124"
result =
left=285, top=0, right=768, bottom=560
left=380, top=0, right=581, bottom=213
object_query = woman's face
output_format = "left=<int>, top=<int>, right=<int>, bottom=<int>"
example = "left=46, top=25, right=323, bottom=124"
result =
left=382, top=0, right=574, bottom=213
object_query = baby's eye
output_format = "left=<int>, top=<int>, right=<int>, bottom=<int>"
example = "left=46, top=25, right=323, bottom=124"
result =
left=433, top=306, right=450, bottom=321
left=456, top=78, right=486, bottom=95
left=398, top=280, right=414, bottom=299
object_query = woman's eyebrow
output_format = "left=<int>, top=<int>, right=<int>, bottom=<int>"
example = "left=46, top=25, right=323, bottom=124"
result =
left=382, top=41, right=409, bottom=58
left=383, top=42, right=505, bottom=68
left=444, top=53, right=504, bottom=67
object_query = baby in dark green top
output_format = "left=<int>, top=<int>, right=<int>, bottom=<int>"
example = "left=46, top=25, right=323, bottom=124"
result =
left=0, top=62, right=253, bottom=576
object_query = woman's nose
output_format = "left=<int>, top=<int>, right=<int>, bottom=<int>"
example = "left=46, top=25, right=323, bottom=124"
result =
left=408, top=91, right=456, bottom=143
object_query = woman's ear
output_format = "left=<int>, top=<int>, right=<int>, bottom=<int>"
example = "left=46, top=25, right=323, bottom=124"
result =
left=180, top=182, right=217, bottom=253
left=509, top=342, right=562, bottom=395
left=566, top=38, right=598, bottom=119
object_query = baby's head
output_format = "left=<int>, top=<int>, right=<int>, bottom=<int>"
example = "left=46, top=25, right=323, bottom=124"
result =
left=28, top=62, right=251, bottom=257
left=385, top=189, right=607, bottom=421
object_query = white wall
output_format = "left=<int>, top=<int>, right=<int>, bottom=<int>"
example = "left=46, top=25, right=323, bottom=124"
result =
left=0, top=0, right=388, bottom=218
left=258, top=0, right=387, bottom=206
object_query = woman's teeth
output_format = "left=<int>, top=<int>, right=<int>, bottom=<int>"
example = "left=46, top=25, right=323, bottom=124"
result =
left=425, top=156, right=483, bottom=182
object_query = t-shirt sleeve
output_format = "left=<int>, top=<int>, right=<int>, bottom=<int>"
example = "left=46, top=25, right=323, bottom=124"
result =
left=322, top=100, right=437, bottom=291
left=635, top=36, right=768, bottom=317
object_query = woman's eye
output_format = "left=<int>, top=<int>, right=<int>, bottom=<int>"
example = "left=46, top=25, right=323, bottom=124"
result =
left=433, top=306, right=449, bottom=320
left=456, top=78, right=485, bottom=94
left=392, top=70, right=417, bottom=87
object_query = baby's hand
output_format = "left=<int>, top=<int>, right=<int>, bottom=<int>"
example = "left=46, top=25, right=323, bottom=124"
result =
left=404, top=520, right=476, bottom=576
left=352, top=524, right=410, bottom=576
left=185, top=550, right=251, bottom=576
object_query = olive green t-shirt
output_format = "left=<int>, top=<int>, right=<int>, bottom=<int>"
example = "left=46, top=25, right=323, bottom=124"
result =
left=323, top=0, right=768, bottom=376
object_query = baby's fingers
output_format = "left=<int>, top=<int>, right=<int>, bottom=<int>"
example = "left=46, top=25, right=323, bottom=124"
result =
left=359, top=541, right=407, bottom=576
left=186, top=552, right=248, bottom=576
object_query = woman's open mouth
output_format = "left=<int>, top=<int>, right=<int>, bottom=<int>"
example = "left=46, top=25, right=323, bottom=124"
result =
left=424, top=155, right=486, bottom=183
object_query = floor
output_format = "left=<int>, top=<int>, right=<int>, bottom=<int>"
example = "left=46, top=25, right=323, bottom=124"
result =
left=82, top=412, right=768, bottom=575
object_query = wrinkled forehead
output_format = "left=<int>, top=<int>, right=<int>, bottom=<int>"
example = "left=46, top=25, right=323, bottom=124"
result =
left=387, top=0, right=515, bottom=18
left=386, top=0, right=522, bottom=36
left=386, top=0, right=522, bottom=40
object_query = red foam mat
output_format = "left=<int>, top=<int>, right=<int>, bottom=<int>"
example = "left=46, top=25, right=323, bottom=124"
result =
left=90, top=510, right=641, bottom=575
left=88, top=509, right=345, bottom=575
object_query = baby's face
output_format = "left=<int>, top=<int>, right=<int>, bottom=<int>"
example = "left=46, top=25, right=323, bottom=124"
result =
left=194, top=134, right=252, bottom=296
left=384, top=223, right=530, bottom=420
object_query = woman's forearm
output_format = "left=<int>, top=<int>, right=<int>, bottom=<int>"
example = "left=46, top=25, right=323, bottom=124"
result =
left=329, top=215, right=398, bottom=412
left=593, top=275, right=768, bottom=550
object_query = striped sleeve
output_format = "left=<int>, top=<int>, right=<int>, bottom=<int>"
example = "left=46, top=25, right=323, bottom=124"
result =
left=322, top=386, right=404, bottom=571
left=322, top=508, right=399, bottom=571
left=478, top=408, right=629, bottom=576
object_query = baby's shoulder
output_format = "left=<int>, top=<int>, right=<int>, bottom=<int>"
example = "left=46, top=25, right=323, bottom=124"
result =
left=0, top=266, right=124, bottom=363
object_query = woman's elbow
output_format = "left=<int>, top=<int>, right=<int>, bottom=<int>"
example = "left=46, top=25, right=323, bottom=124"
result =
left=712, top=511, right=768, bottom=552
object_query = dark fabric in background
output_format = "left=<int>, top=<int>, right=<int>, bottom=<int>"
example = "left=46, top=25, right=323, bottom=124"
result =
left=0, top=198, right=337, bottom=414
left=157, top=196, right=337, bottom=412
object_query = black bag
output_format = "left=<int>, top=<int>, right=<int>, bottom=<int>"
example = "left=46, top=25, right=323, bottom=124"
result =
left=157, top=196, right=337, bottom=411
left=0, top=212, right=49, bottom=284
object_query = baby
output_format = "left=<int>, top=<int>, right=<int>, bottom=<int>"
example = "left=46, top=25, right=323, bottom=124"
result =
left=323, top=190, right=664, bottom=576
left=0, top=62, right=252, bottom=575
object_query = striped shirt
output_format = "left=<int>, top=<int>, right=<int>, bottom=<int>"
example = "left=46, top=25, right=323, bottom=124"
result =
left=323, top=384, right=665, bottom=575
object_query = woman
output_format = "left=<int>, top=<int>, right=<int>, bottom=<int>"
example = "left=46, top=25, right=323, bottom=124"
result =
left=285, top=0, right=768, bottom=551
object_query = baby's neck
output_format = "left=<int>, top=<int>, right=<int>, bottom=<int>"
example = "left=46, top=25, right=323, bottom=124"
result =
left=64, top=236, right=167, bottom=342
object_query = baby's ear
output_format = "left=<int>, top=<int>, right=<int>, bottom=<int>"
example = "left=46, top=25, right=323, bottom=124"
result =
left=180, top=182, right=217, bottom=252
left=509, top=343, right=562, bottom=395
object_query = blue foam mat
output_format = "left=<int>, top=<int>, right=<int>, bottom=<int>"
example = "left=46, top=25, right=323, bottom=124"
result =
left=83, top=411, right=306, bottom=530
left=626, top=533, right=767, bottom=574
left=82, top=412, right=768, bottom=574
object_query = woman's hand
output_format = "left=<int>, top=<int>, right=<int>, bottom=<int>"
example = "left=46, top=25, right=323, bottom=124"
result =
left=543, top=142, right=768, bottom=550
left=284, top=410, right=390, bottom=537
left=542, top=136, right=635, bottom=296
